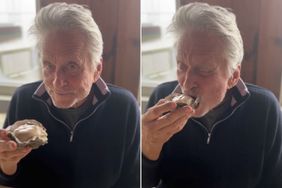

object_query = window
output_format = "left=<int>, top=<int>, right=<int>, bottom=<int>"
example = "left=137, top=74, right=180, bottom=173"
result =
left=0, top=0, right=39, bottom=113
left=141, top=0, right=177, bottom=110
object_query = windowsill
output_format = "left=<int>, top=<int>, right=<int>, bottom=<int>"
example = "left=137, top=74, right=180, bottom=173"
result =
left=0, top=113, right=6, bottom=128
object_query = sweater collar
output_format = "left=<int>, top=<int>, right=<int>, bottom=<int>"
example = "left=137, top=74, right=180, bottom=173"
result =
left=32, top=77, right=110, bottom=107
left=229, top=78, right=250, bottom=108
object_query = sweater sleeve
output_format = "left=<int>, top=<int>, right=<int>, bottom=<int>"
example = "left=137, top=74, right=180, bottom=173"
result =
left=0, top=83, right=40, bottom=187
left=142, top=86, right=167, bottom=188
left=258, top=94, right=282, bottom=187
left=142, top=154, right=162, bottom=188
left=113, top=94, right=140, bottom=188
left=3, top=88, right=19, bottom=128
left=0, top=89, right=20, bottom=186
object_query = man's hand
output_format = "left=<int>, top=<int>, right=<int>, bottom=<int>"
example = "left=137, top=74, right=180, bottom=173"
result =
left=0, top=129, right=31, bottom=175
left=142, top=99, right=194, bottom=161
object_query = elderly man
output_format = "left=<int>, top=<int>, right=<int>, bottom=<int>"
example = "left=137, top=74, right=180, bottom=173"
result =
left=0, top=3, right=139, bottom=188
left=142, top=2, right=282, bottom=188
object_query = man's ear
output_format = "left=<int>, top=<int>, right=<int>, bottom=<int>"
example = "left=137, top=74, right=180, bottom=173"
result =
left=228, top=65, right=241, bottom=89
left=93, top=59, right=103, bottom=82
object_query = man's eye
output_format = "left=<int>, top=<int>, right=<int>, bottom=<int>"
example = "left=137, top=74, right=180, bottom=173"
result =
left=69, top=64, right=78, bottom=70
left=43, top=61, right=55, bottom=71
left=177, top=62, right=187, bottom=71
left=66, top=62, right=80, bottom=73
left=198, top=68, right=215, bottom=76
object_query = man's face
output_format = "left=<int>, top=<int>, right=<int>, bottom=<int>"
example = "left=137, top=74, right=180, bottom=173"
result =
left=42, top=29, right=101, bottom=109
left=176, top=29, right=239, bottom=117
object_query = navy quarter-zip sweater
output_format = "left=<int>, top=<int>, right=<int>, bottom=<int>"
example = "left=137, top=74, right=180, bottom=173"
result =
left=0, top=78, right=140, bottom=188
left=142, top=79, right=282, bottom=188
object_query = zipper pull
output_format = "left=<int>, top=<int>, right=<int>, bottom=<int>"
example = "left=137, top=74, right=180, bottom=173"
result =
left=70, top=131, right=74, bottom=142
left=207, top=133, right=211, bottom=144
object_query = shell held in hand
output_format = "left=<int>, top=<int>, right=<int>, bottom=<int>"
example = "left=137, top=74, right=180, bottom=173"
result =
left=6, top=119, right=48, bottom=149
left=165, top=93, right=200, bottom=109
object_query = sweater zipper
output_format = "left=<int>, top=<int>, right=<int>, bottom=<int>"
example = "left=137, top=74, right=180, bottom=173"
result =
left=192, top=99, right=248, bottom=144
left=34, top=97, right=104, bottom=142
left=34, top=97, right=73, bottom=139
left=207, top=133, right=211, bottom=144
left=69, top=102, right=103, bottom=142
left=191, top=120, right=211, bottom=144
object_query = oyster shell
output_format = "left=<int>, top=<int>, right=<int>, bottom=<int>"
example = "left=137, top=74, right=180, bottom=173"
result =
left=6, top=119, right=48, bottom=149
left=165, top=93, right=200, bottom=109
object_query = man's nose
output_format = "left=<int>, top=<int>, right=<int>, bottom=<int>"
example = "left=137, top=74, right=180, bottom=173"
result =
left=53, top=68, right=67, bottom=87
left=183, top=69, right=198, bottom=93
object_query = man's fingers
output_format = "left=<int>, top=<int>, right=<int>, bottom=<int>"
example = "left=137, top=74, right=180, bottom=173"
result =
left=0, top=141, right=17, bottom=153
left=143, top=101, right=177, bottom=121
left=160, top=113, right=191, bottom=136
left=0, top=129, right=6, bottom=137
left=155, top=99, right=166, bottom=105
left=150, top=113, right=191, bottom=144
left=7, top=141, right=17, bottom=150
left=11, top=147, right=32, bottom=161
left=0, top=129, right=10, bottom=141
left=0, top=147, right=31, bottom=161
left=146, top=113, right=189, bottom=144
left=150, top=106, right=194, bottom=141
left=142, top=102, right=195, bottom=160
left=150, top=106, right=194, bottom=130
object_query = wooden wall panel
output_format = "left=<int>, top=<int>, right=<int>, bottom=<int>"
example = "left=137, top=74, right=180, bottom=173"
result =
left=89, top=1, right=119, bottom=89
left=230, top=1, right=261, bottom=84
left=39, top=0, right=140, bottom=98
left=256, top=0, right=282, bottom=98
left=115, top=0, right=140, bottom=99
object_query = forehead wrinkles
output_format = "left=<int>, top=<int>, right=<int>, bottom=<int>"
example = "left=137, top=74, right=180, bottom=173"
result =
left=43, top=30, right=88, bottom=60
left=177, top=30, right=224, bottom=61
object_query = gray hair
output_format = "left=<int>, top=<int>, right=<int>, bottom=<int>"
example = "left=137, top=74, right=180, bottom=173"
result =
left=169, top=2, right=243, bottom=74
left=30, top=2, right=103, bottom=65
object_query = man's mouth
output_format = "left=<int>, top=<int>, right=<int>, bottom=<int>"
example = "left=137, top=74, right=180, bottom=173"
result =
left=52, top=90, right=73, bottom=96
left=192, top=96, right=200, bottom=109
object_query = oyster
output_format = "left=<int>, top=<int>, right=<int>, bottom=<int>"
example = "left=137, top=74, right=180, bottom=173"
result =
left=165, top=93, right=200, bottom=109
left=6, top=119, right=48, bottom=149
